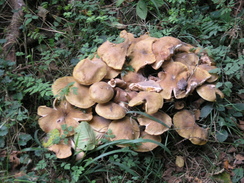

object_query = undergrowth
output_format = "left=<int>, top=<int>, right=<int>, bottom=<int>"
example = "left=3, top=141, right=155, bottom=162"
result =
left=0, top=0, right=243, bottom=182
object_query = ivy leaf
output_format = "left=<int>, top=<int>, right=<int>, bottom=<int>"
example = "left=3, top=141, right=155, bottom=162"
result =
left=136, top=0, right=148, bottom=20
left=74, top=122, right=96, bottom=151
left=200, top=104, right=213, bottom=118
left=216, top=129, right=228, bottom=142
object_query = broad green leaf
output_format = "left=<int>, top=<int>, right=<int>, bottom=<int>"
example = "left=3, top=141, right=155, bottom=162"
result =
left=116, top=0, right=125, bottom=7
left=18, top=133, right=33, bottom=146
left=216, top=129, right=228, bottom=142
left=136, top=0, right=148, bottom=20
left=42, top=129, right=60, bottom=148
left=74, top=122, right=96, bottom=151
left=200, top=104, right=213, bottom=118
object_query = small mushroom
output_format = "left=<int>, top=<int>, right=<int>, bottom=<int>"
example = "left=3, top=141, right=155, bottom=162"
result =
left=196, top=84, right=224, bottom=102
left=108, top=117, right=140, bottom=147
left=89, top=81, right=114, bottom=104
left=133, top=131, right=161, bottom=152
left=198, top=64, right=219, bottom=83
left=137, top=111, right=172, bottom=135
left=51, top=76, right=75, bottom=98
left=128, top=91, right=164, bottom=115
left=95, top=102, right=126, bottom=120
left=38, top=99, right=93, bottom=136
left=73, top=57, right=107, bottom=85
left=173, top=109, right=208, bottom=145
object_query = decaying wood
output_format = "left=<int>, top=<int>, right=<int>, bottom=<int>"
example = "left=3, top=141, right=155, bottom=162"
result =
left=3, top=0, right=25, bottom=63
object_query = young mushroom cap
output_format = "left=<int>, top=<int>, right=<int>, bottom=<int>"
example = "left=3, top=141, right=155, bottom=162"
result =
left=108, top=117, right=140, bottom=147
left=73, top=57, right=107, bottom=85
left=137, top=111, right=172, bottom=135
left=129, top=37, right=158, bottom=72
left=128, top=91, right=164, bottom=115
left=133, top=131, right=161, bottom=152
left=38, top=100, right=93, bottom=136
left=89, top=81, right=114, bottom=104
left=173, top=109, right=208, bottom=145
left=198, top=64, right=219, bottom=83
left=196, top=84, right=224, bottom=102
left=95, top=102, right=126, bottom=120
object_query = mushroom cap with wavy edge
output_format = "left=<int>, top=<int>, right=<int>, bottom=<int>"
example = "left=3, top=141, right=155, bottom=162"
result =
left=108, top=116, right=140, bottom=147
left=104, top=66, right=120, bottom=79
left=173, top=109, right=208, bottom=145
left=133, top=131, right=162, bottom=152
left=158, top=61, right=189, bottom=100
left=37, top=99, right=92, bottom=136
left=198, top=64, right=219, bottom=83
left=173, top=52, right=199, bottom=68
left=52, top=76, right=75, bottom=98
left=137, top=111, right=172, bottom=135
left=89, top=81, right=114, bottom=104
left=129, top=80, right=162, bottom=92
left=97, top=30, right=133, bottom=70
left=196, top=84, right=224, bottom=102
left=73, top=57, right=107, bottom=85
left=128, top=91, right=164, bottom=115
left=95, top=102, right=126, bottom=120
left=152, top=36, right=182, bottom=70
left=129, top=37, right=158, bottom=72
left=65, top=81, right=96, bottom=108
left=48, top=140, right=72, bottom=159
left=174, top=66, right=211, bottom=99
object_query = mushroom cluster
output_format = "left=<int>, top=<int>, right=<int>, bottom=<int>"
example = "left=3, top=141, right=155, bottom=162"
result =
left=37, top=30, right=224, bottom=159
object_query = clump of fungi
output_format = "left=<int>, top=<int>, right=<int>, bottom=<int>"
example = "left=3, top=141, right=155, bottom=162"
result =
left=37, top=30, right=224, bottom=159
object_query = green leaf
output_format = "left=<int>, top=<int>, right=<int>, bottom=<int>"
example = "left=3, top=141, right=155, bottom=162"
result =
left=200, top=104, right=213, bottom=118
left=136, top=0, right=148, bottom=20
left=232, top=168, right=244, bottom=183
left=42, top=129, right=60, bottom=148
left=216, top=129, right=228, bottom=142
left=116, top=0, right=125, bottom=7
left=74, top=122, right=96, bottom=151
left=18, top=133, right=32, bottom=146
left=0, top=125, right=8, bottom=136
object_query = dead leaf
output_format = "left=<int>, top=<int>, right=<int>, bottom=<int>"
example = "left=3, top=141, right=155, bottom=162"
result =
left=175, top=156, right=184, bottom=168
left=238, top=120, right=244, bottom=131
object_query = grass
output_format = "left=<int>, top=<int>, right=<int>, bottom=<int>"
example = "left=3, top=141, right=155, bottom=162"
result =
left=0, top=0, right=243, bottom=182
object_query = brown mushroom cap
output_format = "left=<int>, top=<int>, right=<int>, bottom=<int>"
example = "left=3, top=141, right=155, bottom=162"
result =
left=48, top=140, right=72, bottom=159
left=65, top=82, right=96, bottom=108
left=128, top=91, right=164, bottom=115
left=108, top=117, right=140, bottom=147
left=89, top=81, right=114, bottom=104
left=73, top=57, right=107, bottom=85
left=89, top=115, right=111, bottom=133
left=38, top=100, right=93, bottom=136
left=129, top=37, right=158, bottom=72
left=97, top=30, right=134, bottom=70
left=52, top=76, right=75, bottom=98
left=152, top=36, right=182, bottom=70
left=95, top=102, right=126, bottom=120
left=174, top=52, right=199, bottom=67
left=137, top=111, right=172, bottom=135
left=196, top=84, right=224, bottom=102
left=198, top=64, right=219, bottom=83
left=158, top=61, right=189, bottom=99
left=173, top=109, right=208, bottom=145
left=133, top=131, right=161, bottom=152
left=121, top=71, right=146, bottom=85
